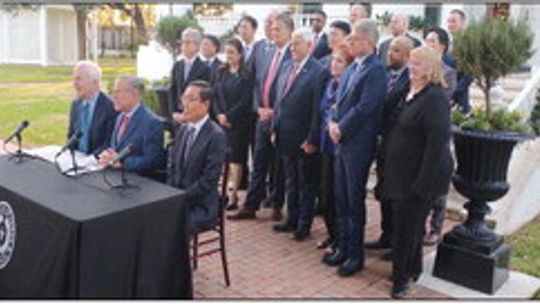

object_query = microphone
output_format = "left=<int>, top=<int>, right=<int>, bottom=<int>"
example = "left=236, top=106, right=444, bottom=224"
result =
left=3, top=120, right=30, bottom=144
left=106, top=143, right=133, bottom=168
left=56, top=131, right=83, bottom=157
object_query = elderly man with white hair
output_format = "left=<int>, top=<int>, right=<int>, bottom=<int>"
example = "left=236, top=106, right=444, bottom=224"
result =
left=68, top=60, right=118, bottom=156
left=270, top=28, right=329, bottom=240
left=169, top=27, right=211, bottom=125
left=322, top=19, right=388, bottom=277
left=377, top=13, right=421, bottom=67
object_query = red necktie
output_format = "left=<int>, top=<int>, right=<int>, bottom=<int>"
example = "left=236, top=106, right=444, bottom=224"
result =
left=116, top=114, right=130, bottom=143
left=261, top=50, right=282, bottom=108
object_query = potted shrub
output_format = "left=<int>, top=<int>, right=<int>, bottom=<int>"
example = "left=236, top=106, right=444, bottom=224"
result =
left=433, top=18, right=535, bottom=294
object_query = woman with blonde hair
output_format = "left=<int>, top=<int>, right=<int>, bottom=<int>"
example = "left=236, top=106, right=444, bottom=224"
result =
left=382, top=46, right=454, bottom=298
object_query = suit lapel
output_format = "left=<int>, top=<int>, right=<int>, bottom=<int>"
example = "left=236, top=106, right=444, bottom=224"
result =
left=186, top=120, right=212, bottom=163
left=117, top=105, right=143, bottom=148
left=281, top=58, right=313, bottom=101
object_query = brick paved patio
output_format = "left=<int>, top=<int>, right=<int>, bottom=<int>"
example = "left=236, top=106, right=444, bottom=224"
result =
left=193, top=190, right=455, bottom=299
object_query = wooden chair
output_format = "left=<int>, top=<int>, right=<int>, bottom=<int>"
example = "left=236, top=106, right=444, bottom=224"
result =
left=189, top=159, right=231, bottom=287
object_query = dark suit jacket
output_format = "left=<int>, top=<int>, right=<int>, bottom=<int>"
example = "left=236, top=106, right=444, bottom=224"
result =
left=68, top=91, right=118, bottom=156
left=208, top=57, right=224, bottom=73
left=332, top=53, right=388, bottom=158
left=167, top=119, right=227, bottom=230
left=383, top=83, right=454, bottom=200
left=273, top=57, right=329, bottom=155
left=169, top=57, right=211, bottom=115
left=252, top=45, right=291, bottom=110
left=377, top=33, right=421, bottom=67
left=443, top=51, right=473, bottom=110
left=110, top=104, right=165, bottom=178
left=381, top=67, right=410, bottom=137
left=312, top=32, right=331, bottom=60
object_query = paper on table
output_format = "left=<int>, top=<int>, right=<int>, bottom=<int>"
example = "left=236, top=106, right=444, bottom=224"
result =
left=25, top=145, right=102, bottom=176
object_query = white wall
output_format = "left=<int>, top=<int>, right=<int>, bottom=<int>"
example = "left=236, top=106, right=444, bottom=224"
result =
left=4, top=9, right=41, bottom=64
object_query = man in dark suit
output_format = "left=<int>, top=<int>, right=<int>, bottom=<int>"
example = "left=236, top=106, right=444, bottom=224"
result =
left=68, top=61, right=117, bottom=156
left=367, top=36, right=413, bottom=256
left=323, top=19, right=388, bottom=277
left=228, top=12, right=293, bottom=221
left=310, top=10, right=331, bottom=60
left=271, top=28, right=329, bottom=240
left=200, top=34, right=223, bottom=73
left=98, top=75, right=165, bottom=179
left=236, top=15, right=259, bottom=65
left=167, top=80, right=227, bottom=231
left=377, top=13, right=421, bottom=67
left=169, top=27, right=211, bottom=124
left=319, top=20, right=351, bottom=69
left=445, top=9, right=473, bottom=114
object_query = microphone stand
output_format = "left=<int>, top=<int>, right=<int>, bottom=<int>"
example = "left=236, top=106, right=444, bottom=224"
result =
left=103, top=164, right=139, bottom=191
left=7, top=133, right=35, bottom=163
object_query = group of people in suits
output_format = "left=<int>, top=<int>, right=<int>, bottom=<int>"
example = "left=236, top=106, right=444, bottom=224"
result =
left=66, top=5, right=472, bottom=298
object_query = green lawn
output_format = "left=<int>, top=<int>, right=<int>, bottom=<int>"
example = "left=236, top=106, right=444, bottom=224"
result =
left=0, top=57, right=136, bottom=146
left=509, top=215, right=540, bottom=299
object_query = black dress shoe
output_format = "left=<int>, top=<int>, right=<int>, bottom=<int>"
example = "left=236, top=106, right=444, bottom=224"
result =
left=273, top=222, right=296, bottom=233
left=322, top=249, right=347, bottom=266
left=294, top=229, right=310, bottom=241
left=391, top=281, right=410, bottom=299
left=337, top=258, right=363, bottom=277
left=364, top=239, right=391, bottom=250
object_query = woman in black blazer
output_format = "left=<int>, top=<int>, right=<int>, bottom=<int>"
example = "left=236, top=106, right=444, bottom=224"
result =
left=383, top=46, right=454, bottom=299
left=212, top=38, right=254, bottom=209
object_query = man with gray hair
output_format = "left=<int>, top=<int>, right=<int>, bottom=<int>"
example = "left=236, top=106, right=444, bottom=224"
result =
left=377, top=13, right=421, bottom=67
left=322, top=19, right=388, bottom=277
left=348, top=3, right=369, bottom=25
left=228, top=11, right=293, bottom=221
left=271, top=28, right=329, bottom=239
left=169, top=27, right=211, bottom=126
left=98, top=75, right=165, bottom=179
left=68, top=60, right=118, bottom=156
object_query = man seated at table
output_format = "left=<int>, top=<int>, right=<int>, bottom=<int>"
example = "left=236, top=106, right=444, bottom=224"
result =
left=167, top=80, right=227, bottom=231
left=98, top=75, right=165, bottom=179
left=68, top=60, right=118, bottom=156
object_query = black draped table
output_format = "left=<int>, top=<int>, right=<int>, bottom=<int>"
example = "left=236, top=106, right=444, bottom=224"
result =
left=0, top=156, right=192, bottom=299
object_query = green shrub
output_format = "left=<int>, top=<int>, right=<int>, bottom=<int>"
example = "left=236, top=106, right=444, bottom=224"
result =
left=452, top=108, right=533, bottom=134
left=156, top=11, right=202, bottom=62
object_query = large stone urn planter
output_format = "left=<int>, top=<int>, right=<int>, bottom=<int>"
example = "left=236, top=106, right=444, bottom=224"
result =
left=433, top=127, right=532, bottom=294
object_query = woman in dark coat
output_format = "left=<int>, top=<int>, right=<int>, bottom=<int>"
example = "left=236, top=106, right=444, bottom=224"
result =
left=212, top=38, right=254, bottom=209
left=383, top=46, right=454, bottom=299
left=317, top=43, right=353, bottom=251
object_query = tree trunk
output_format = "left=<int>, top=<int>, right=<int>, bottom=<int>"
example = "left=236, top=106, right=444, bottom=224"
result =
left=75, top=9, right=87, bottom=60
left=132, top=4, right=147, bottom=45
left=484, top=79, right=493, bottom=119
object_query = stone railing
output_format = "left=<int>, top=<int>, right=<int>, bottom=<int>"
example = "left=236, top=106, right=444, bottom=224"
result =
left=508, top=65, right=540, bottom=118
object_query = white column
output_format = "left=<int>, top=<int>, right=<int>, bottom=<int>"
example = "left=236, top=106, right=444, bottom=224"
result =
left=91, top=11, right=98, bottom=62
left=39, top=6, right=48, bottom=66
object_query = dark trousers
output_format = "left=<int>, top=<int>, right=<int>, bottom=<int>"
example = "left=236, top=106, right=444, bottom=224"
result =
left=268, top=152, right=285, bottom=209
left=334, top=151, right=372, bottom=260
left=373, top=140, right=393, bottom=244
left=319, top=153, right=336, bottom=242
left=281, top=152, right=320, bottom=230
left=427, top=195, right=447, bottom=235
left=244, top=120, right=284, bottom=210
left=392, top=196, right=432, bottom=284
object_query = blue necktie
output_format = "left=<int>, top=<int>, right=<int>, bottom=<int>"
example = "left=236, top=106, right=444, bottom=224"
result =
left=78, top=102, right=90, bottom=153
